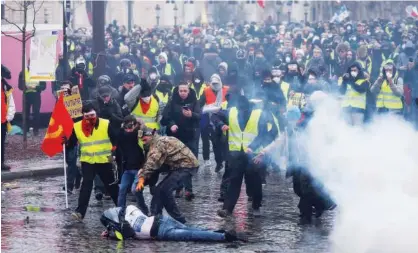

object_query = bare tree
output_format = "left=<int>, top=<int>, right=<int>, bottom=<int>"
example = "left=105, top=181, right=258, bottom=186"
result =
left=1, top=0, right=44, bottom=148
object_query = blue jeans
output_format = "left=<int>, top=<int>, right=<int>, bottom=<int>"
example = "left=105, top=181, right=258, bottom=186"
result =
left=118, top=170, right=149, bottom=215
left=157, top=215, right=225, bottom=241
left=66, top=145, right=81, bottom=191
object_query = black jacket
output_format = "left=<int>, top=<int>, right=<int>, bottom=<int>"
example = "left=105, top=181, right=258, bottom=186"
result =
left=117, top=129, right=145, bottom=170
left=160, top=87, right=201, bottom=142
left=93, top=98, right=123, bottom=134
left=68, top=68, right=95, bottom=101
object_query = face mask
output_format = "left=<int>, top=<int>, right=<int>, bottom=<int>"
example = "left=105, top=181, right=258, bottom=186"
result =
left=386, top=72, right=393, bottom=79
left=141, top=96, right=151, bottom=103
left=194, top=79, right=201, bottom=83
left=273, top=77, right=280, bottom=83
left=285, top=57, right=291, bottom=63
left=351, top=71, right=358, bottom=78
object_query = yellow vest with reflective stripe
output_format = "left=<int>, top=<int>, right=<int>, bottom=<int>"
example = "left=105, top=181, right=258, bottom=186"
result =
left=131, top=97, right=160, bottom=130
left=25, top=69, right=38, bottom=93
left=376, top=76, right=403, bottom=110
left=88, top=62, right=94, bottom=76
left=341, top=79, right=367, bottom=110
left=358, top=57, right=372, bottom=75
left=228, top=107, right=261, bottom=152
left=191, top=83, right=205, bottom=100
left=74, top=119, right=112, bottom=164
left=155, top=90, right=169, bottom=104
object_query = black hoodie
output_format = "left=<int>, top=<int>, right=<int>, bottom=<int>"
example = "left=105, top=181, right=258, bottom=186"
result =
left=160, top=87, right=201, bottom=142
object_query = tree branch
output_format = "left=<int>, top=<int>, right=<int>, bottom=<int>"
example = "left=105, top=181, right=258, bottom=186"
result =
left=2, top=16, right=24, bottom=33
left=26, top=1, right=45, bottom=42
left=1, top=31, right=24, bottom=42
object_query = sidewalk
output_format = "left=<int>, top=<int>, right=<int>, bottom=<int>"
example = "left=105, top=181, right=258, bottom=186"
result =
left=1, top=157, right=64, bottom=181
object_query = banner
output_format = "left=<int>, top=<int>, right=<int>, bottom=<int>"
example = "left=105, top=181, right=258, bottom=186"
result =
left=29, top=31, right=58, bottom=81
left=330, top=5, right=350, bottom=23
left=56, top=86, right=83, bottom=119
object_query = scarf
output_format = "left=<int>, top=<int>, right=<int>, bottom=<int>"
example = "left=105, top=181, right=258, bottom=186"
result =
left=81, top=118, right=97, bottom=137
left=75, top=72, right=84, bottom=89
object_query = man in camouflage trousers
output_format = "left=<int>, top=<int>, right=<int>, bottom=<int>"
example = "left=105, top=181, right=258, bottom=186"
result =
left=136, top=128, right=199, bottom=224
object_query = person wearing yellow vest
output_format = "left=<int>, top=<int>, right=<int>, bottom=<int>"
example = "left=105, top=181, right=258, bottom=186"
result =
left=213, top=95, right=277, bottom=218
left=370, top=62, right=404, bottom=115
left=156, top=52, right=175, bottom=85
left=18, top=63, right=46, bottom=136
left=130, top=81, right=161, bottom=131
left=190, top=69, right=206, bottom=100
left=1, top=65, right=16, bottom=171
left=154, top=75, right=173, bottom=115
left=68, top=102, right=119, bottom=221
left=339, top=62, right=370, bottom=126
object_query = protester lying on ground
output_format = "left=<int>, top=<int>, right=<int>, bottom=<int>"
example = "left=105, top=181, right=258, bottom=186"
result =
left=100, top=205, right=248, bottom=242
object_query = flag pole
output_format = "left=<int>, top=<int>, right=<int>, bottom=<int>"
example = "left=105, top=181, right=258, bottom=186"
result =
left=63, top=144, right=69, bottom=209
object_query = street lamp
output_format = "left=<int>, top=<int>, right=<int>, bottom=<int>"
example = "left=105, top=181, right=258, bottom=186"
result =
left=303, top=2, right=309, bottom=23
left=173, top=4, right=178, bottom=26
left=155, top=4, right=161, bottom=27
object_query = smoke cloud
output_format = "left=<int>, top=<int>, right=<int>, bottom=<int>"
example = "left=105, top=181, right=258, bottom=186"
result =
left=301, top=97, right=418, bottom=253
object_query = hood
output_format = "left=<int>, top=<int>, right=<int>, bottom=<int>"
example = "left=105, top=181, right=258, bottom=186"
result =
left=158, top=52, right=168, bottom=63
left=171, top=86, right=197, bottom=104
left=347, top=61, right=365, bottom=78
left=210, top=73, right=223, bottom=91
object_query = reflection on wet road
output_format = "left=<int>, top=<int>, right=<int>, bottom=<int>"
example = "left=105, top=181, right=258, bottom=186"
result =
left=1, top=169, right=335, bottom=253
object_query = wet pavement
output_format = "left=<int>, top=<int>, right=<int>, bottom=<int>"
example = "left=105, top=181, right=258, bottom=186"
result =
left=1, top=167, right=335, bottom=253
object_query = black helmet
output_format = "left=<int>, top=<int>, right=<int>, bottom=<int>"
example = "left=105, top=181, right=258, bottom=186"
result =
left=97, top=75, right=111, bottom=87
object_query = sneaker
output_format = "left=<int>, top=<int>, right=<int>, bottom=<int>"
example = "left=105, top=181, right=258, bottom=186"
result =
left=95, top=192, right=103, bottom=201
left=252, top=208, right=261, bottom=217
left=217, top=209, right=232, bottom=218
left=174, top=189, right=183, bottom=198
left=204, top=160, right=211, bottom=168
left=71, top=212, right=83, bottom=221
left=215, top=164, right=223, bottom=173
left=184, top=191, right=195, bottom=201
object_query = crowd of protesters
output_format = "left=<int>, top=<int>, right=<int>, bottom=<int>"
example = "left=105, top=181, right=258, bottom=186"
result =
left=2, top=16, right=418, bottom=233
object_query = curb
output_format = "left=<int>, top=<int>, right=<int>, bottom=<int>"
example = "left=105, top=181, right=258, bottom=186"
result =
left=1, top=166, right=64, bottom=181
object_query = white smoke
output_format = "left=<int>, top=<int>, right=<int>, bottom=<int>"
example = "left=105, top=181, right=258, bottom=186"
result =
left=302, top=97, right=418, bottom=253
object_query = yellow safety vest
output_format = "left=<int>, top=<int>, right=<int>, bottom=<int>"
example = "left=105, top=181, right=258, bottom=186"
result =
left=228, top=107, right=262, bottom=152
left=341, top=79, right=367, bottom=110
left=191, top=83, right=205, bottom=100
left=131, top=96, right=160, bottom=130
left=287, top=91, right=306, bottom=109
left=155, top=90, right=169, bottom=104
left=25, top=69, right=38, bottom=93
left=280, top=81, right=290, bottom=103
left=162, top=63, right=172, bottom=76
left=88, top=62, right=94, bottom=76
left=74, top=119, right=113, bottom=164
left=376, top=75, right=403, bottom=110
left=358, top=57, right=372, bottom=75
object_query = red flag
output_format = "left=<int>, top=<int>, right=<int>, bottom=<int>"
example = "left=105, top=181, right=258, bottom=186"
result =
left=257, top=0, right=265, bottom=8
left=41, top=93, right=74, bottom=157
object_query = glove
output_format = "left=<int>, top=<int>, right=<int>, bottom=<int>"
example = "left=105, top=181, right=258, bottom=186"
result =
left=135, top=177, right=145, bottom=192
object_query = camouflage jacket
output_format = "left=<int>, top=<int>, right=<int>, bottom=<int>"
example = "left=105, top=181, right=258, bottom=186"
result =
left=139, top=135, right=199, bottom=179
